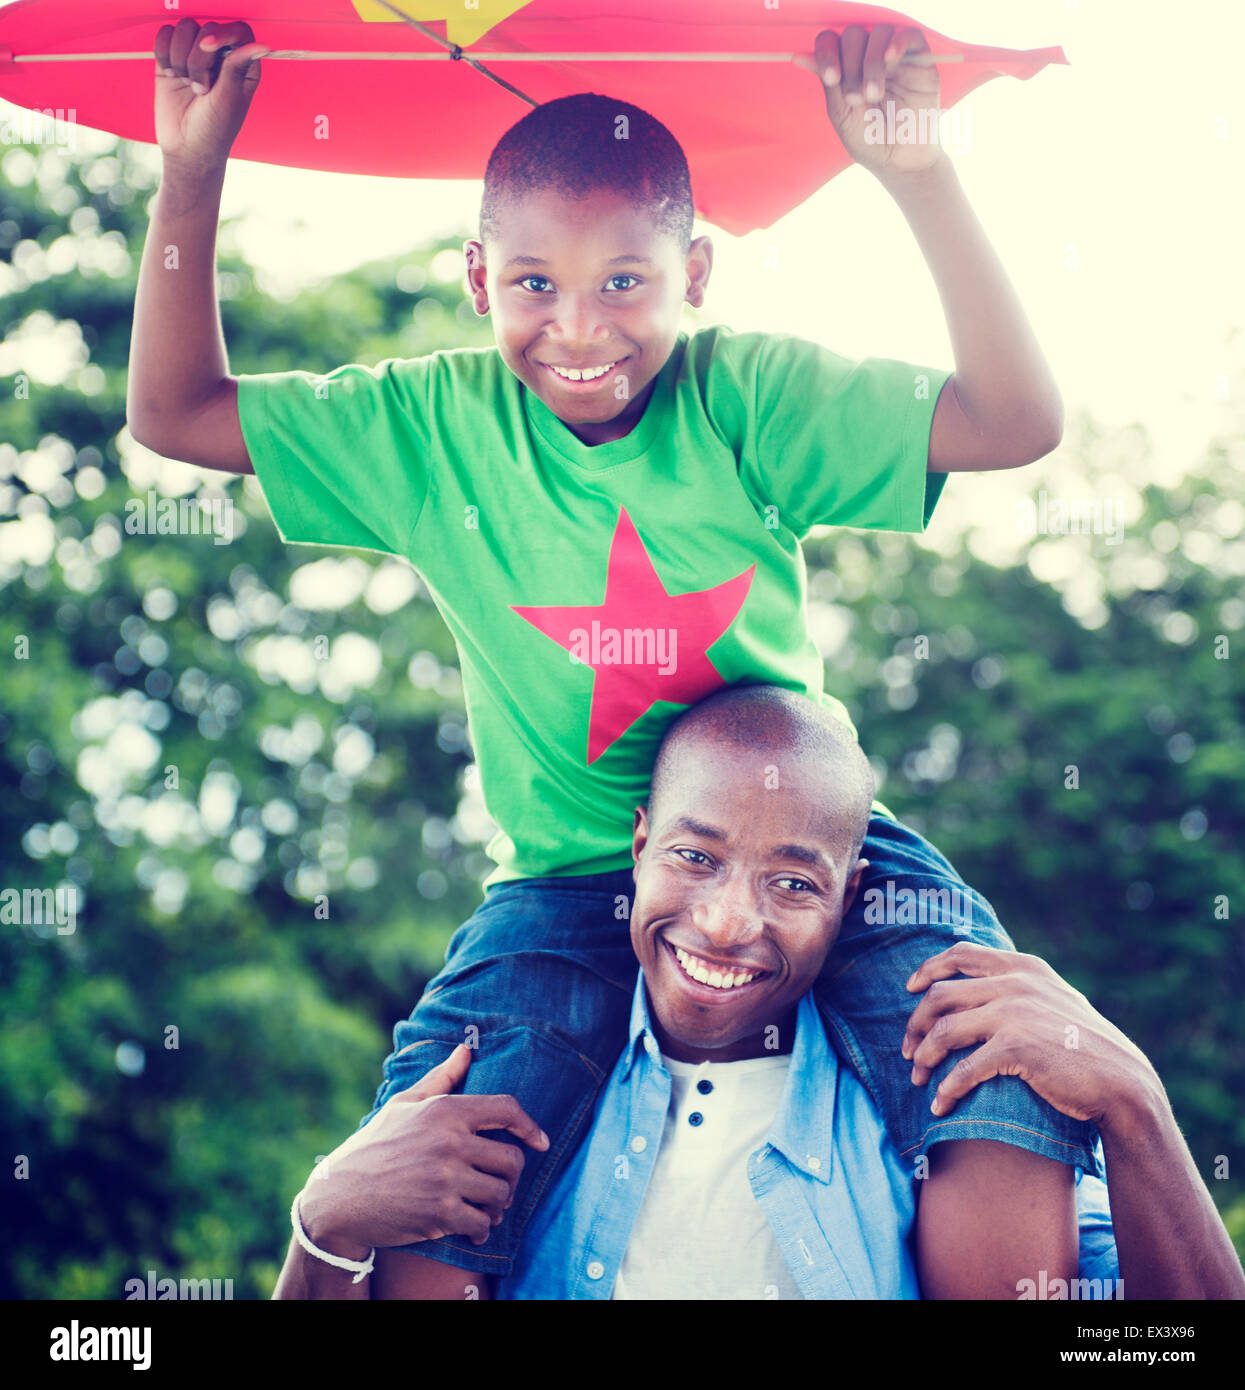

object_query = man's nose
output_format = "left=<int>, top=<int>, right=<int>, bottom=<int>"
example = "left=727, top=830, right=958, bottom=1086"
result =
left=693, top=874, right=765, bottom=949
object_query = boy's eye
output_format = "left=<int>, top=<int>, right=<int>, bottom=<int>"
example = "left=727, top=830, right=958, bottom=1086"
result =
left=516, top=274, right=639, bottom=294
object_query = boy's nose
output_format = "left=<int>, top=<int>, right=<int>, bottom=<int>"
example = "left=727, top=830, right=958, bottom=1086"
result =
left=547, top=293, right=611, bottom=344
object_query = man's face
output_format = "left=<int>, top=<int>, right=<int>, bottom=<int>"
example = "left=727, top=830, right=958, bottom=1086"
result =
left=630, top=742, right=867, bottom=1063
left=464, top=188, right=712, bottom=445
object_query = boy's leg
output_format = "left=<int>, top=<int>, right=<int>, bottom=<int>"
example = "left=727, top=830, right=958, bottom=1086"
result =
left=357, top=868, right=639, bottom=1283
left=814, top=811, right=1104, bottom=1177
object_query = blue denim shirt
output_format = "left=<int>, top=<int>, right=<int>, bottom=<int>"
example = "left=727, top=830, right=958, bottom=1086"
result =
left=498, top=972, right=1121, bottom=1300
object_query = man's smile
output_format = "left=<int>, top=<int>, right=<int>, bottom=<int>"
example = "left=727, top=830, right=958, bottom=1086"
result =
left=659, top=935, right=775, bottom=1001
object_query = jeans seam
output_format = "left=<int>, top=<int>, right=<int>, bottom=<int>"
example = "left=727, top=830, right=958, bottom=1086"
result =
left=899, top=1117, right=1091, bottom=1158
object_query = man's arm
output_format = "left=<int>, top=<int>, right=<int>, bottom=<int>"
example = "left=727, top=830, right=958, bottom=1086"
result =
left=273, top=1227, right=373, bottom=1301
left=270, top=1220, right=491, bottom=1300
left=1094, top=1083, right=1244, bottom=1300
left=270, top=1046, right=546, bottom=1300
left=805, top=24, right=1063, bottom=470
left=905, top=943, right=1245, bottom=1299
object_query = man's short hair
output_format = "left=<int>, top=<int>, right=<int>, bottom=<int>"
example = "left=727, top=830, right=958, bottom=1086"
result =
left=479, top=92, right=695, bottom=253
left=648, top=685, right=876, bottom=866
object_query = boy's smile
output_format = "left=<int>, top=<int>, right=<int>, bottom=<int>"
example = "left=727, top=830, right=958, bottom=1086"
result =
left=465, top=188, right=712, bottom=447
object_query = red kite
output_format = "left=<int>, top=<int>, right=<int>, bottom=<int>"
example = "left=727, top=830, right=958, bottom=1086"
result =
left=0, top=1, right=1066, bottom=233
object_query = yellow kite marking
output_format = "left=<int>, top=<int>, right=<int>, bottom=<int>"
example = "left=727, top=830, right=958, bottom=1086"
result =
left=348, top=0, right=534, bottom=48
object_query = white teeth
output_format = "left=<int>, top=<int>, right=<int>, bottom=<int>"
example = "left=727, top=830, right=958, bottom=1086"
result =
left=673, top=946, right=758, bottom=990
left=550, top=361, right=615, bottom=382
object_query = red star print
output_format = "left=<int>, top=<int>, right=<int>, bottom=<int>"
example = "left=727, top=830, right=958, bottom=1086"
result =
left=512, top=508, right=755, bottom=764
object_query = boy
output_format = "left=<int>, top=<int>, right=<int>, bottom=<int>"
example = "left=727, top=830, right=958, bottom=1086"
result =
left=129, top=18, right=1097, bottom=1299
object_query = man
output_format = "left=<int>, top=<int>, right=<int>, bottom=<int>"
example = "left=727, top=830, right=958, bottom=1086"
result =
left=276, top=687, right=1244, bottom=1299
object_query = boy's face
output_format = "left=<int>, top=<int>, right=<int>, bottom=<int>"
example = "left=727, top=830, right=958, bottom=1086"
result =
left=464, top=188, right=712, bottom=446
left=629, top=741, right=867, bottom=1064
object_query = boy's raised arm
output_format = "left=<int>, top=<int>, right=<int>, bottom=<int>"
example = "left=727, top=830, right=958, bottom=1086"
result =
left=804, top=23, right=1064, bottom=473
left=126, top=18, right=271, bottom=472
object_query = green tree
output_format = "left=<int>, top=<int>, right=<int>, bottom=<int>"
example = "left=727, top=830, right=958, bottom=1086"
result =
left=1, top=135, right=492, bottom=1298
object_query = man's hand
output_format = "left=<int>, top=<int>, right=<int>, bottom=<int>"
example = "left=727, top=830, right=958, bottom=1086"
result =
left=902, top=942, right=1162, bottom=1126
left=154, top=17, right=271, bottom=172
left=796, top=24, right=946, bottom=181
left=298, top=1043, right=549, bottom=1254
left=905, top=942, right=1245, bottom=1299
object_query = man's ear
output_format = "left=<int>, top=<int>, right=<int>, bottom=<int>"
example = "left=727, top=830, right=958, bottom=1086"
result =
left=841, top=858, right=869, bottom=917
left=463, top=239, right=489, bottom=314
left=631, top=805, right=650, bottom=876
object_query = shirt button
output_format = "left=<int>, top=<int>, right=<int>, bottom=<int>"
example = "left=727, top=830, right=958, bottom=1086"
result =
left=586, top=1261, right=605, bottom=1281
left=807, top=1155, right=822, bottom=1171
left=688, top=1112, right=703, bottom=1127
left=697, top=1079, right=713, bottom=1095
left=629, top=1135, right=647, bottom=1154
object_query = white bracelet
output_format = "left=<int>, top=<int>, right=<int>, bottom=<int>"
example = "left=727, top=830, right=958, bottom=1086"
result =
left=291, top=1190, right=375, bottom=1285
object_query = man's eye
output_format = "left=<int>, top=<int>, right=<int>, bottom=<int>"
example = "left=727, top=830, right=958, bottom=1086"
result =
left=518, top=275, right=552, bottom=293
left=675, top=848, right=711, bottom=867
left=606, top=274, right=639, bottom=291
left=776, top=877, right=814, bottom=893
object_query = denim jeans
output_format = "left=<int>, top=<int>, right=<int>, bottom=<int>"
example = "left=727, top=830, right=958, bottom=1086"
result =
left=357, top=810, right=1101, bottom=1277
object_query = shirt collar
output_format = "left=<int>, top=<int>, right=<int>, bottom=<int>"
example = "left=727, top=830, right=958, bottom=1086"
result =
left=762, top=991, right=838, bottom=1184
left=620, top=973, right=838, bottom=1184
left=620, top=971, right=661, bottom=1080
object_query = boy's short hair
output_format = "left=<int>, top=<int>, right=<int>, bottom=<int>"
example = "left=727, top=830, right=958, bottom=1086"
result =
left=479, top=93, right=694, bottom=253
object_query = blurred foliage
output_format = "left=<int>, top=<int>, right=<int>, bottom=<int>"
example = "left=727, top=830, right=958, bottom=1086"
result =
left=1, top=135, right=1242, bottom=1298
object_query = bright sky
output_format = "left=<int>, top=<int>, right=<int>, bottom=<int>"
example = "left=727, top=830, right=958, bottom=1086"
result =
left=5, top=0, right=1245, bottom=545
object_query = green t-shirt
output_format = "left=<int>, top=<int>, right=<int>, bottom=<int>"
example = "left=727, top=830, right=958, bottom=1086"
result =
left=236, top=324, right=951, bottom=885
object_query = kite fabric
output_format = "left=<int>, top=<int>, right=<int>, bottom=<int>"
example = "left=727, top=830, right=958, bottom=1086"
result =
left=0, top=0, right=1067, bottom=234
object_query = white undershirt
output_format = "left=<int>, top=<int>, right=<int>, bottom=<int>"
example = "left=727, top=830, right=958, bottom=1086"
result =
left=612, top=1051, right=804, bottom=1301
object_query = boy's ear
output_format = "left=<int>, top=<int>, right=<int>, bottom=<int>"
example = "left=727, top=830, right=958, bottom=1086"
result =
left=463, top=239, right=489, bottom=313
left=684, top=234, right=713, bottom=309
